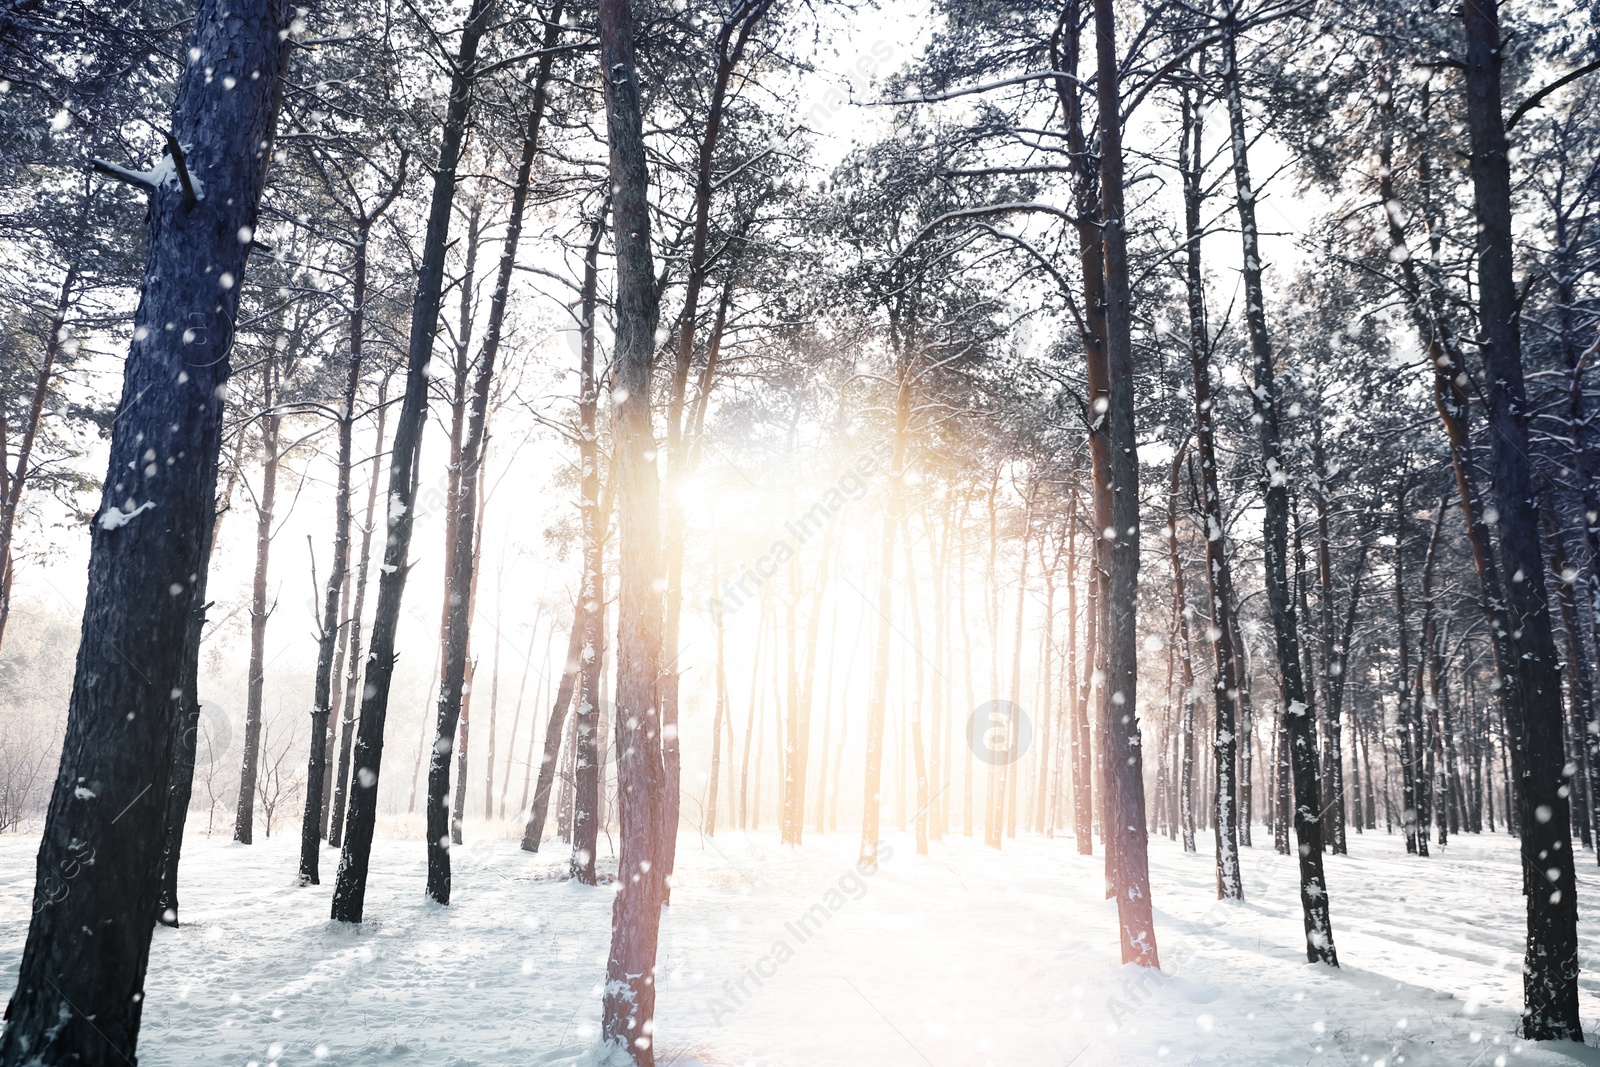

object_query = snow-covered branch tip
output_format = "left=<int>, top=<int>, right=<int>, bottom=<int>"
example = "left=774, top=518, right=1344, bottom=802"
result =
left=89, top=135, right=203, bottom=207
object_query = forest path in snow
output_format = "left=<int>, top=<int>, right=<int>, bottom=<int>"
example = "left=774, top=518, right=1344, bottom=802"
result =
left=6, top=823, right=1600, bottom=1065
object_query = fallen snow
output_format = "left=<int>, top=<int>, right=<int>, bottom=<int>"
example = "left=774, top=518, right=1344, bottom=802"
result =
left=4, top=823, right=1600, bottom=1065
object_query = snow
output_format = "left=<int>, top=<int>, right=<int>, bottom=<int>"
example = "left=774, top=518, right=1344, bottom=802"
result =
left=98, top=499, right=156, bottom=530
left=5, top=824, right=1600, bottom=1065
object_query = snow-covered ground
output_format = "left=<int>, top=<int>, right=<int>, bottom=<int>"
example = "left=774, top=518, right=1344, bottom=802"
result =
left=5, top=822, right=1600, bottom=1066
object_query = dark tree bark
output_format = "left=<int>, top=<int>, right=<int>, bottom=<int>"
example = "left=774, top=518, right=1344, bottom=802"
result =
left=234, top=370, right=281, bottom=845
left=1463, top=0, right=1581, bottom=1037
left=1176, top=81, right=1244, bottom=898
left=1094, top=0, right=1158, bottom=968
left=448, top=482, right=490, bottom=846
left=330, top=384, right=389, bottom=848
left=1375, top=61, right=1529, bottom=827
left=302, top=162, right=406, bottom=880
left=1050, top=0, right=1108, bottom=867
left=1547, top=517, right=1600, bottom=860
left=154, top=530, right=218, bottom=929
left=233, top=355, right=283, bottom=844
left=0, top=0, right=288, bottom=1058
left=432, top=198, right=483, bottom=862
left=598, top=0, right=667, bottom=1058
left=1323, top=542, right=1366, bottom=852
left=1311, top=418, right=1352, bottom=854
left=330, top=0, right=495, bottom=924
left=427, top=0, right=561, bottom=903
left=1222, top=6, right=1334, bottom=964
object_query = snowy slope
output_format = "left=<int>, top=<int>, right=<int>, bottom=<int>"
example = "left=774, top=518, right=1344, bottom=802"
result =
left=5, top=823, right=1600, bottom=1066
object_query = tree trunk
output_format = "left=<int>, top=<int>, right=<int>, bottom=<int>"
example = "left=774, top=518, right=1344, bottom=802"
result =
left=330, top=382, right=389, bottom=848
left=1223, top=6, right=1334, bottom=963
left=1312, top=419, right=1352, bottom=855
left=1169, top=449, right=1198, bottom=854
left=426, top=196, right=484, bottom=901
left=1394, top=479, right=1421, bottom=855
left=571, top=203, right=607, bottom=884
left=1548, top=519, right=1600, bottom=860
left=1094, top=0, right=1157, bottom=967
left=234, top=377, right=280, bottom=846
left=658, top=0, right=771, bottom=894
left=330, top=0, right=495, bottom=924
left=1376, top=62, right=1530, bottom=839
left=155, top=502, right=229, bottom=927
left=0, top=1, right=287, bottom=1056
left=1177, top=83, right=1244, bottom=897
left=0, top=267, right=74, bottom=656
left=299, top=215, right=375, bottom=883
left=524, top=607, right=586, bottom=850
left=598, top=0, right=667, bottom=1056
left=1462, top=0, right=1581, bottom=1036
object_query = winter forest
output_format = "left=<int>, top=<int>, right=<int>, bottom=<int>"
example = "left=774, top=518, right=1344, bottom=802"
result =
left=1, top=0, right=1599, bottom=1063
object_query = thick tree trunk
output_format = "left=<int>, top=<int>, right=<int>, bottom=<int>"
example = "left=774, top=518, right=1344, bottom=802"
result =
left=1094, top=0, right=1157, bottom=968
left=155, top=510, right=227, bottom=929
left=1462, top=0, right=1580, bottom=1036
left=1050, top=8, right=1102, bottom=862
left=0, top=1, right=287, bottom=1056
left=1376, top=65, right=1530, bottom=830
left=1223, top=8, right=1334, bottom=963
left=330, top=0, right=495, bottom=924
left=598, top=0, right=668, bottom=1057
